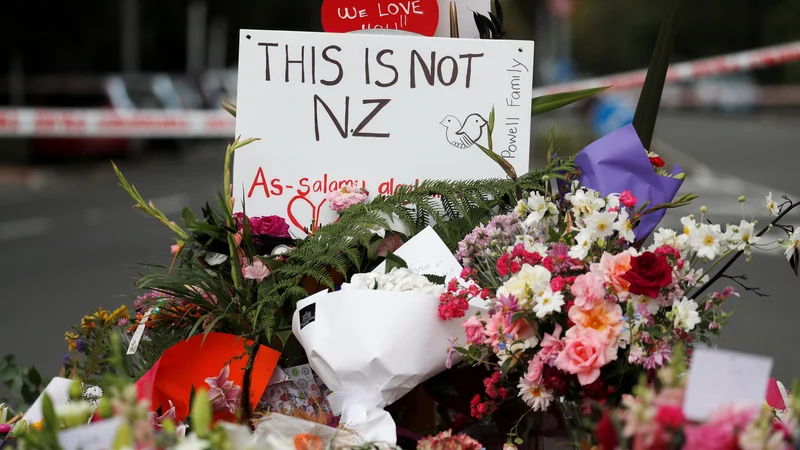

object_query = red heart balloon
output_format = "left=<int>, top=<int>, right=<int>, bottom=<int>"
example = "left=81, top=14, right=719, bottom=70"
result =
left=321, top=0, right=440, bottom=36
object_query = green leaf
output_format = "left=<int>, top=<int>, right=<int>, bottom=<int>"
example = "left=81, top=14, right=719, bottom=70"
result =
left=41, top=394, right=60, bottom=436
left=531, top=86, right=610, bottom=116
left=514, top=438, right=524, bottom=445
left=221, top=101, right=237, bottom=118
left=488, top=107, right=495, bottom=135
left=632, top=0, right=683, bottom=150
left=423, top=274, right=446, bottom=285
left=181, top=206, right=198, bottom=227
left=27, top=366, right=42, bottom=387
left=384, top=251, right=408, bottom=273
left=274, top=329, right=293, bottom=348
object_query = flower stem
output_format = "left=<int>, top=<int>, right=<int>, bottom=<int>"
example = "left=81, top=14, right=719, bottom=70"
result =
left=690, top=201, right=800, bottom=300
left=241, top=336, right=263, bottom=429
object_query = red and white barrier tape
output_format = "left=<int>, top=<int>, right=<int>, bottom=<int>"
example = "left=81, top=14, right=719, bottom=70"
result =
left=0, top=109, right=235, bottom=138
left=0, top=42, right=798, bottom=138
left=532, top=41, right=800, bottom=97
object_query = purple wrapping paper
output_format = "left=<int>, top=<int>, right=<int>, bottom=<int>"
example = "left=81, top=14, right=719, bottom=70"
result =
left=575, top=124, right=684, bottom=243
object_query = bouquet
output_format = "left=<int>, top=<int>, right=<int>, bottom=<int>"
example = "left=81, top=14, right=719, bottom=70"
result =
left=440, top=180, right=800, bottom=444
left=293, top=229, right=483, bottom=445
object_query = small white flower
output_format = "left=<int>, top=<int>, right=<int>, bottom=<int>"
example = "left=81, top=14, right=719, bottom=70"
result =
left=632, top=294, right=661, bottom=315
left=517, top=378, right=554, bottom=411
left=690, top=224, right=724, bottom=259
left=606, top=193, right=621, bottom=211
left=614, top=209, right=636, bottom=243
left=533, top=288, right=565, bottom=319
left=730, top=220, right=760, bottom=255
left=680, top=216, right=698, bottom=237
left=584, top=210, right=617, bottom=240
left=568, top=189, right=605, bottom=217
left=514, top=198, right=530, bottom=217
left=204, top=252, right=228, bottom=266
left=783, top=228, right=800, bottom=261
left=671, top=297, right=701, bottom=331
left=568, top=230, right=593, bottom=260
left=522, top=192, right=550, bottom=226
left=653, top=228, right=680, bottom=249
left=766, top=192, right=778, bottom=216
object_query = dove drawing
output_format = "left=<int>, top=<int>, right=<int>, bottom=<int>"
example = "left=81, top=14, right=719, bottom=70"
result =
left=440, top=113, right=489, bottom=149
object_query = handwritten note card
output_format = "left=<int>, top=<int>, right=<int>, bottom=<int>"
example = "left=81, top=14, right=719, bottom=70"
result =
left=234, top=30, right=534, bottom=236
left=683, top=347, right=773, bottom=421
left=373, top=226, right=462, bottom=277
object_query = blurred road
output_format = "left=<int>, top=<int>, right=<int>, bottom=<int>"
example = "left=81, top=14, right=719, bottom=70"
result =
left=2, top=111, right=800, bottom=384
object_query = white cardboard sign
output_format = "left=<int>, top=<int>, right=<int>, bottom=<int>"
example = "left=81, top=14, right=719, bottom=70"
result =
left=682, top=347, right=773, bottom=422
left=233, top=29, right=533, bottom=236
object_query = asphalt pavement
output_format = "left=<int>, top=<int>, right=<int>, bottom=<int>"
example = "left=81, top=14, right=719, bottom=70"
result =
left=2, top=111, right=800, bottom=385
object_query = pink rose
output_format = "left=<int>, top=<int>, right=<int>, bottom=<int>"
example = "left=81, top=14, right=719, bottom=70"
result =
left=570, top=272, right=606, bottom=310
left=326, top=185, right=369, bottom=213
left=538, top=323, right=564, bottom=364
left=554, top=328, right=615, bottom=385
left=463, top=316, right=485, bottom=345
left=592, top=252, right=633, bottom=300
left=525, top=354, right=544, bottom=384
left=682, top=423, right=737, bottom=450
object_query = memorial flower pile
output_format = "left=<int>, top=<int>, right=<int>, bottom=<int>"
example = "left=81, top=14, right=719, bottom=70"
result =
left=441, top=181, right=800, bottom=434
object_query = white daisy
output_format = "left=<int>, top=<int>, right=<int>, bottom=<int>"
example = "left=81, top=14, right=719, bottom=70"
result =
left=690, top=224, right=724, bottom=260
left=653, top=228, right=680, bottom=248
left=568, top=189, right=605, bottom=217
left=584, top=210, right=617, bottom=240
left=614, top=209, right=636, bottom=243
left=517, top=378, right=554, bottom=411
left=533, top=288, right=565, bottom=319
left=730, top=220, right=760, bottom=255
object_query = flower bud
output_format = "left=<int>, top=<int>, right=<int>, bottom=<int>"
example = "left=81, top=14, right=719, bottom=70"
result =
left=69, top=380, right=83, bottom=401
left=738, top=196, right=746, bottom=203
left=0, top=403, right=7, bottom=423
left=161, top=418, right=176, bottom=434
left=97, top=397, right=114, bottom=419
left=700, top=206, right=708, bottom=213
left=11, top=420, right=27, bottom=438
left=504, top=443, right=519, bottom=450
left=709, top=322, right=720, bottom=331
left=191, top=388, right=212, bottom=438
left=542, top=175, right=550, bottom=182
left=673, top=173, right=686, bottom=180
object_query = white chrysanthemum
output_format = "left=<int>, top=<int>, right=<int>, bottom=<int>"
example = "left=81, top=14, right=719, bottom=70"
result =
left=568, top=230, right=593, bottom=260
left=690, top=224, right=724, bottom=260
left=614, top=209, right=636, bottom=243
left=671, top=297, right=701, bottom=331
left=584, top=210, right=617, bottom=240
left=783, top=228, right=800, bottom=261
left=766, top=192, right=778, bottom=216
left=568, top=189, right=605, bottom=217
left=533, top=288, right=565, bottom=319
left=517, top=378, right=554, bottom=411
left=730, top=220, right=760, bottom=256
left=498, top=264, right=552, bottom=308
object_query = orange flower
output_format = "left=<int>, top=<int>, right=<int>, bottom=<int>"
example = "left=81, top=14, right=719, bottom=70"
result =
left=594, top=251, right=633, bottom=300
left=568, top=300, right=623, bottom=341
left=294, top=433, right=324, bottom=450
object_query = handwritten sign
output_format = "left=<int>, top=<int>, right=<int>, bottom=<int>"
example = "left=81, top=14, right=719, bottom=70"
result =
left=322, top=0, right=440, bottom=36
left=682, top=347, right=773, bottom=421
left=373, top=226, right=462, bottom=276
left=233, top=30, right=534, bottom=235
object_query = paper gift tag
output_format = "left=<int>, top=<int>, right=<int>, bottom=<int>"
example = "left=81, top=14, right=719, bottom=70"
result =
left=683, top=347, right=773, bottom=421
left=23, top=377, right=74, bottom=425
left=373, top=226, right=462, bottom=277
left=57, top=417, right=123, bottom=450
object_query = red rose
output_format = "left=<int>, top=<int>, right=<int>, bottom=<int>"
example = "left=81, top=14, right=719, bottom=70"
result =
left=621, top=251, right=673, bottom=298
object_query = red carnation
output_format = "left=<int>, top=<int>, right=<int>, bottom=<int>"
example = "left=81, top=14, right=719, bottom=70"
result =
left=649, top=155, right=665, bottom=168
left=594, top=411, right=620, bottom=450
left=621, top=251, right=673, bottom=298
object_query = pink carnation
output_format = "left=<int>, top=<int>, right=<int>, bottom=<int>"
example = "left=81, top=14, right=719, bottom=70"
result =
left=326, top=185, right=369, bottom=213
left=463, top=316, right=485, bottom=345
left=483, top=312, right=535, bottom=352
left=570, top=272, right=606, bottom=310
left=538, top=323, right=564, bottom=365
left=554, top=327, right=616, bottom=385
